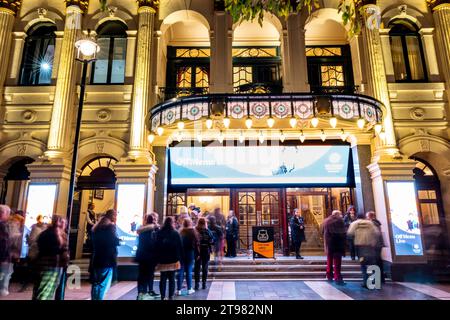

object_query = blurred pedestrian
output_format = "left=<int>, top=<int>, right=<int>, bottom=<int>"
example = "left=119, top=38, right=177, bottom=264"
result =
left=194, top=217, right=214, bottom=290
left=290, top=208, right=306, bottom=259
left=135, top=213, right=160, bottom=300
left=321, top=210, right=347, bottom=285
left=343, top=206, right=357, bottom=260
left=347, top=213, right=380, bottom=288
left=225, top=211, right=239, bottom=258
left=176, top=218, right=199, bottom=296
left=33, top=215, right=69, bottom=300
left=155, top=216, right=183, bottom=300
left=367, top=211, right=386, bottom=283
left=90, top=209, right=120, bottom=300
left=208, top=216, right=224, bottom=267
left=0, top=205, right=12, bottom=296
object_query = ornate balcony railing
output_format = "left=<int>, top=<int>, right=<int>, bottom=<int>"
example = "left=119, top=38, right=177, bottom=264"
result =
left=147, top=92, right=384, bottom=134
left=158, top=87, right=209, bottom=102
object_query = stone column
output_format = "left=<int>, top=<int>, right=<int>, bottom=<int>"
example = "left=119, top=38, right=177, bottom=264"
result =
left=282, top=14, right=309, bottom=93
left=128, top=2, right=157, bottom=161
left=359, top=3, right=399, bottom=156
left=45, top=3, right=85, bottom=159
left=428, top=1, right=450, bottom=119
left=0, top=1, right=20, bottom=105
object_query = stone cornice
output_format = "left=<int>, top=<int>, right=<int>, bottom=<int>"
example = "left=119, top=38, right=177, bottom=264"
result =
left=137, top=0, right=159, bottom=12
left=427, top=0, right=450, bottom=10
left=65, top=0, right=89, bottom=14
left=0, top=0, right=22, bottom=16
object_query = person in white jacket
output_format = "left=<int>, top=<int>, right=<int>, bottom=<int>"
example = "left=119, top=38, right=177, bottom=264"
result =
left=347, top=213, right=381, bottom=288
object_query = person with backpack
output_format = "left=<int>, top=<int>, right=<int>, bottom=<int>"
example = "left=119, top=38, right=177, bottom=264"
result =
left=176, top=218, right=199, bottom=296
left=135, top=213, right=160, bottom=300
left=194, top=217, right=214, bottom=290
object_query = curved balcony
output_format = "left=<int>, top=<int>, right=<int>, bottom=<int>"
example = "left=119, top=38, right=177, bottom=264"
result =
left=146, top=92, right=384, bottom=141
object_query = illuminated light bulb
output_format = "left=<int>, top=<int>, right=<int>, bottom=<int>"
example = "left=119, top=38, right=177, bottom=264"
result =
left=357, top=118, right=365, bottom=129
left=279, top=131, right=286, bottom=143
left=259, top=131, right=265, bottom=144
left=218, top=131, right=224, bottom=144
left=245, top=118, right=253, bottom=129
left=223, top=117, right=231, bottom=129
left=177, top=121, right=185, bottom=130
left=299, top=131, right=306, bottom=143
left=41, top=62, right=50, bottom=71
left=311, top=117, right=319, bottom=128
left=289, top=117, right=297, bottom=128
left=75, top=38, right=99, bottom=57
left=267, top=117, right=275, bottom=128
left=176, top=131, right=183, bottom=142
left=239, top=131, right=245, bottom=143
left=206, top=118, right=213, bottom=129
left=147, top=134, right=155, bottom=144
left=156, top=127, right=164, bottom=136
left=329, top=117, right=337, bottom=128
left=374, top=123, right=382, bottom=134
left=320, top=130, right=326, bottom=142
left=340, top=129, right=348, bottom=142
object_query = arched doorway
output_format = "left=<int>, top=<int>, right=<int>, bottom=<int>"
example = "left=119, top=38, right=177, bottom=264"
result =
left=412, top=158, right=448, bottom=257
left=71, top=157, right=117, bottom=259
left=0, top=157, right=34, bottom=209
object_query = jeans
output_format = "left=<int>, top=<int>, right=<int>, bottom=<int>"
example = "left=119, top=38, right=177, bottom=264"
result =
left=160, top=271, right=176, bottom=300
left=326, top=253, right=343, bottom=281
left=194, top=255, right=209, bottom=286
left=177, top=260, right=194, bottom=291
left=137, top=262, right=156, bottom=294
left=0, top=262, right=13, bottom=293
left=91, top=267, right=113, bottom=300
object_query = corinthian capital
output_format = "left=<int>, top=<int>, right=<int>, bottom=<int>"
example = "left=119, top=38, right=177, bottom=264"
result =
left=137, top=0, right=159, bottom=12
left=354, top=0, right=377, bottom=9
left=65, top=0, right=89, bottom=14
left=426, top=0, right=450, bottom=10
left=0, top=0, right=22, bottom=16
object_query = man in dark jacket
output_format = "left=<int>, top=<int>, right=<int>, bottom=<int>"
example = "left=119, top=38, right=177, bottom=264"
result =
left=321, top=210, right=346, bottom=285
left=225, top=211, right=239, bottom=258
left=290, top=209, right=306, bottom=259
left=0, top=205, right=12, bottom=296
left=90, top=209, right=120, bottom=300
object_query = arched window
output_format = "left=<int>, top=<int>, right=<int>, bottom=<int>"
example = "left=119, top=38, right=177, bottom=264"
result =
left=19, top=23, right=56, bottom=85
left=389, top=20, right=427, bottom=82
left=91, top=21, right=128, bottom=84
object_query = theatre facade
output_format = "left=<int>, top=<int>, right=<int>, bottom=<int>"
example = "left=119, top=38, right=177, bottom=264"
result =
left=0, top=0, right=449, bottom=279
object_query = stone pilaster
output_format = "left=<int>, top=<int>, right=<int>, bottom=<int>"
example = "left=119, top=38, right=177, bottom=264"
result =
left=428, top=1, right=450, bottom=119
left=64, top=0, right=89, bottom=14
left=45, top=5, right=83, bottom=159
left=128, top=3, right=157, bottom=161
left=0, top=2, right=19, bottom=106
left=359, top=3, right=399, bottom=157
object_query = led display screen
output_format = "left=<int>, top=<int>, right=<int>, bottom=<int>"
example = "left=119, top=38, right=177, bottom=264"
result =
left=116, top=184, right=146, bottom=257
left=169, top=145, right=351, bottom=186
left=21, top=184, right=57, bottom=258
left=386, top=181, right=424, bottom=256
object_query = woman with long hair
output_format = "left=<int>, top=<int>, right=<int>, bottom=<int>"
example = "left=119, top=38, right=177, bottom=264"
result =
left=33, top=215, right=69, bottom=300
left=155, top=216, right=183, bottom=300
left=194, top=217, right=214, bottom=290
left=176, top=218, right=199, bottom=296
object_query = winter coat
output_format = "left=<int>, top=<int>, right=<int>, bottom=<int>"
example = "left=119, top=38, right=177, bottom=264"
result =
left=179, top=228, right=200, bottom=263
left=321, top=215, right=347, bottom=256
left=135, top=223, right=159, bottom=264
left=343, top=213, right=357, bottom=229
left=347, top=219, right=380, bottom=248
left=371, top=219, right=385, bottom=249
left=27, top=223, right=47, bottom=260
left=155, top=228, right=183, bottom=266
left=196, top=227, right=214, bottom=259
left=36, top=227, right=69, bottom=269
left=225, top=217, right=239, bottom=240
left=0, top=221, right=10, bottom=263
left=91, top=219, right=120, bottom=268
left=7, top=216, right=24, bottom=261
left=290, top=216, right=306, bottom=243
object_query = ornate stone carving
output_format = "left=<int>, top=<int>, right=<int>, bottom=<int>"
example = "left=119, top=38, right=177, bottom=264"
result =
left=17, top=143, right=26, bottom=156
left=65, top=0, right=89, bottom=14
left=410, top=107, right=426, bottom=120
left=22, top=110, right=37, bottom=123
left=37, top=8, right=47, bottom=18
left=96, top=142, right=104, bottom=154
left=137, top=0, right=159, bottom=12
left=419, top=139, right=430, bottom=152
left=0, top=0, right=22, bottom=15
left=96, top=109, right=111, bottom=122
left=107, top=6, right=117, bottom=17
left=427, top=0, right=450, bottom=10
